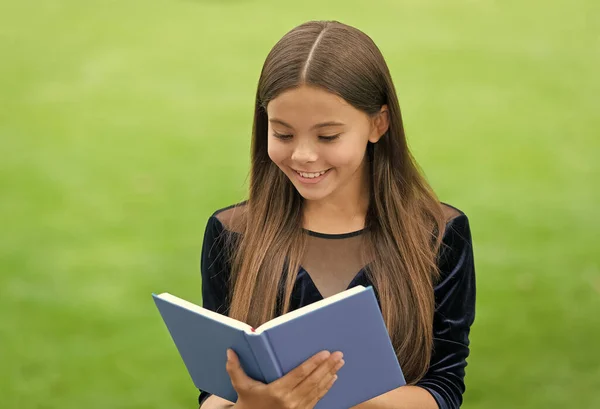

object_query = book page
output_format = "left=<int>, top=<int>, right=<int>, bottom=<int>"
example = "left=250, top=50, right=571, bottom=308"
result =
left=156, top=293, right=253, bottom=332
left=254, top=285, right=365, bottom=334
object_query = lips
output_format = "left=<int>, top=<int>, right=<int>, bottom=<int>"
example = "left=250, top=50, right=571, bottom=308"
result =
left=289, top=167, right=333, bottom=185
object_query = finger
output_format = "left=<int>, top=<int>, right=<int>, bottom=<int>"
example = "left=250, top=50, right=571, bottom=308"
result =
left=304, top=374, right=339, bottom=408
left=300, top=364, right=342, bottom=409
left=272, top=350, right=331, bottom=391
left=225, top=349, right=258, bottom=392
left=293, top=352, right=344, bottom=401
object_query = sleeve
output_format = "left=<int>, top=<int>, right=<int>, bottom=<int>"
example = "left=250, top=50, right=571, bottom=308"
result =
left=198, top=215, right=232, bottom=407
left=416, top=214, right=476, bottom=409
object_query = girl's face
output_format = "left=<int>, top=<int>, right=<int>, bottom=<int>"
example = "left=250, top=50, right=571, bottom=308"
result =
left=266, top=85, right=388, bottom=203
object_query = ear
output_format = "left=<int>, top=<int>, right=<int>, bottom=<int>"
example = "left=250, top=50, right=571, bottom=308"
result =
left=368, top=105, right=389, bottom=143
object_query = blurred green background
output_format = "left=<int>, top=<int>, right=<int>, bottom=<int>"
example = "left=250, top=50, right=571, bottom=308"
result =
left=1, top=0, right=598, bottom=408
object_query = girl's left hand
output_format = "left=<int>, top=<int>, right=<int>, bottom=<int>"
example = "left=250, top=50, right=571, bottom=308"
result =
left=225, top=348, right=343, bottom=409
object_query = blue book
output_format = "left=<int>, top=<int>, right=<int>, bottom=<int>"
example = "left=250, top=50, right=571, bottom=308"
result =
left=152, top=285, right=405, bottom=409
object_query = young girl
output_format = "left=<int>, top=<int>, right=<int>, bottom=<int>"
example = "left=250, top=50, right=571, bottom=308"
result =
left=198, top=20, right=475, bottom=409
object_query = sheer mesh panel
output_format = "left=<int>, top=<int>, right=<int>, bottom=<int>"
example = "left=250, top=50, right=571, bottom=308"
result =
left=214, top=201, right=460, bottom=298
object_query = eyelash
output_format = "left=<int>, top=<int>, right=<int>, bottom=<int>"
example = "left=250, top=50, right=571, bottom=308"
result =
left=272, top=132, right=340, bottom=142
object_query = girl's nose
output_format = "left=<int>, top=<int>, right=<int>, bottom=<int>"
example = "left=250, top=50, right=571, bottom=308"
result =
left=291, top=141, right=318, bottom=163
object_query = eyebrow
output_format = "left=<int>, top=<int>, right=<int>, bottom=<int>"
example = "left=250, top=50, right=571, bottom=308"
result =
left=269, top=118, right=345, bottom=130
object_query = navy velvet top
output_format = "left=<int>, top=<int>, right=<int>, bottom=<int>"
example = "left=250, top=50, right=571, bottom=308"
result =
left=198, top=203, right=476, bottom=409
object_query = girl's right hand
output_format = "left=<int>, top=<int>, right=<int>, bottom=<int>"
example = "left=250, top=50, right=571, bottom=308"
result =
left=225, top=348, right=345, bottom=409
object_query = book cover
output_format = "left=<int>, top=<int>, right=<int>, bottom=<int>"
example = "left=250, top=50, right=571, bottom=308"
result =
left=153, top=285, right=406, bottom=408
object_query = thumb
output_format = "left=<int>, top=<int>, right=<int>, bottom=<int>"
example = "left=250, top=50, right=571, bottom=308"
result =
left=225, top=348, right=259, bottom=392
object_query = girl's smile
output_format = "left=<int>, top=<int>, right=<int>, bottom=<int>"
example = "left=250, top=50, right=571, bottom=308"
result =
left=292, top=167, right=333, bottom=184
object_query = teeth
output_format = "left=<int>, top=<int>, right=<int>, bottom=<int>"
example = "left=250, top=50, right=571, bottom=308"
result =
left=297, top=169, right=328, bottom=179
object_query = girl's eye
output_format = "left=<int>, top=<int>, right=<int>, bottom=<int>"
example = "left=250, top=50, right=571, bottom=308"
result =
left=271, top=132, right=341, bottom=142
left=272, top=132, right=293, bottom=140
left=319, top=134, right=340, bottom=141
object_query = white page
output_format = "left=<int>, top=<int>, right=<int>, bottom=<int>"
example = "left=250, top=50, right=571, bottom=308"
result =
left=156, top=293, right=253, bottom=332
left=254, top=285, right=365, bottom=334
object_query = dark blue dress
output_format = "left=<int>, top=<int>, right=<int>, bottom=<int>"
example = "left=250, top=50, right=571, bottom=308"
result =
left=198, top=203, right=476, bottom=409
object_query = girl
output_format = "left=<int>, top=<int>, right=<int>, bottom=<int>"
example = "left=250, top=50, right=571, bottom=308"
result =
left=199, top=20, right=476, bottom=409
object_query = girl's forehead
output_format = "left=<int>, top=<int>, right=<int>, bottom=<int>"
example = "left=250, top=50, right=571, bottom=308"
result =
left=266, top=86, right=363, bottom=125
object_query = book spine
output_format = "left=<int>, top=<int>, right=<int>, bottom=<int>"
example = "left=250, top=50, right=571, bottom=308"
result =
left=244, top=332, right=283, bottom=383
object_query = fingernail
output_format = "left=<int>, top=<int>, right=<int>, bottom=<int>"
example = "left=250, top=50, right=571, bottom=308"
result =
left=226, top=349, right=232, bottom=360
left=333, top=375, right=338, bottom=382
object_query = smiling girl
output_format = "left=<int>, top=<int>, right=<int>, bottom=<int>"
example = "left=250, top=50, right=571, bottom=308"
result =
left=198, top=20, right=476, bottom=409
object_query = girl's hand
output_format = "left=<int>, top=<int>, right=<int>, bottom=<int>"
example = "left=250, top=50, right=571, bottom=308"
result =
left=225, top=348, right=344, bottom=409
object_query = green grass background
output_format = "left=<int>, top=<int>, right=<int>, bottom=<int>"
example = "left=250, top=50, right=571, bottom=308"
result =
left=1, top=0, right=598, bottom=408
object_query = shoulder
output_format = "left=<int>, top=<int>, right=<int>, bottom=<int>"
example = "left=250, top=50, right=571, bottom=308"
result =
left=202, top=201, right=248, bottom=263
left=436, top=202, right=475, bottom=283
left=437, top=202, right=473, bottom=269
left=440, top=202, right=471, bottom=241
left=207, top=201, right=249, bottom=234
left=441, top=202, right=466, bottom=223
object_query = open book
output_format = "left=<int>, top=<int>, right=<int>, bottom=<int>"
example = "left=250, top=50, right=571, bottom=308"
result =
left=152, top=285, right=405, bottom=409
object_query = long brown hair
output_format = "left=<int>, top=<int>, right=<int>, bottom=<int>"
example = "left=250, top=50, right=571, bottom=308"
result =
left=224, top=20, right=446, bottom=384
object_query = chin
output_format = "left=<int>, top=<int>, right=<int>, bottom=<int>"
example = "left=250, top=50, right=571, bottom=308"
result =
left=291, top=183, right=333, bottom=201
left=296, top=190, right=328, bottom=201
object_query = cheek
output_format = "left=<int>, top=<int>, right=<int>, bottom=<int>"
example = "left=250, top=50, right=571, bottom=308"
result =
left=325, top=143, right=366, bottom=169
left=267, top=139, right=286, bottom=165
